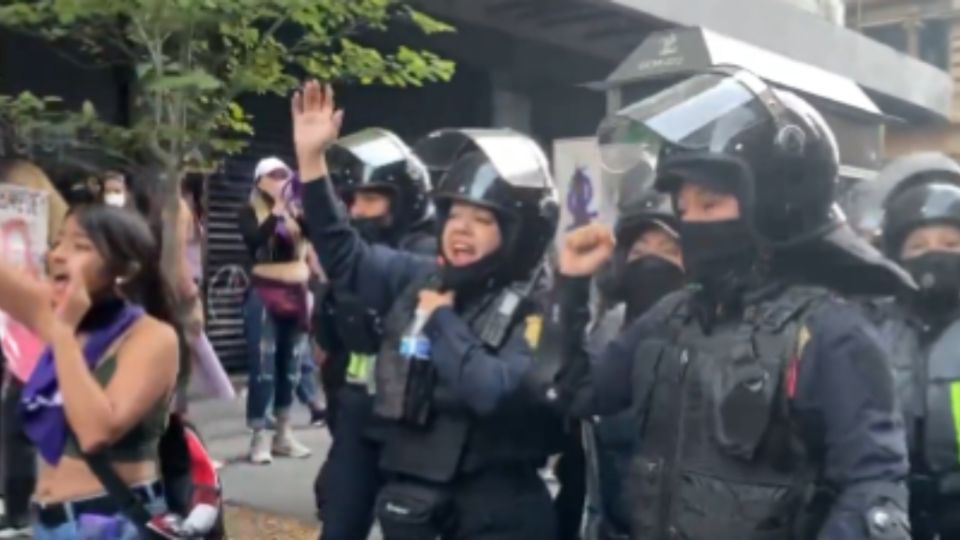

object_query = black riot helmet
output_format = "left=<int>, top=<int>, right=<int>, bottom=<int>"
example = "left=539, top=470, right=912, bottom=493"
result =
left=598, top=66, right=839, bottom=247
left=850, top=152, right=960, bottom=258
left=326, top=128, right=432, bottom=233
left=598, top=66, right=913, bottom=296
left=418, top=128, right=559, bottom=284
left=884, top=182, right=960, bottom=259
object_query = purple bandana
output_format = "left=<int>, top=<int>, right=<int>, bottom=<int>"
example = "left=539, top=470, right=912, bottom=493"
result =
left=20, top=302, right=144, bottom=464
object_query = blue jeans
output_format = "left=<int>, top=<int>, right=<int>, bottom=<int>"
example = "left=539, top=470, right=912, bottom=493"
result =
left=296, top=349, right=320, bottom=408
left=32, top=483, right=166, bottom=540
left=244, top=291, right=307, bottom=429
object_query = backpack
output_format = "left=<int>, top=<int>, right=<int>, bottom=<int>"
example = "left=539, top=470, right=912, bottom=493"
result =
left=84, top=413, right=226, bottom=539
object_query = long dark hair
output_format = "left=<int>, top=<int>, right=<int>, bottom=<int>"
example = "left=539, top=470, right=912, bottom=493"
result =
left=69, top=204, right=178, bottom=325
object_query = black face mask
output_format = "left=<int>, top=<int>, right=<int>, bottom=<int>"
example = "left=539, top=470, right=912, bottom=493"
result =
left=621, top=256, right=685, bottom=322
left=439, top=249, right=505, bottom=295
left=901, top=251, right=960, bottom=313
left=352, top=217, right=394, bottom=246
left=679, top=218, right=758, bottom=300
left=78, top=297, right=126, bottom=332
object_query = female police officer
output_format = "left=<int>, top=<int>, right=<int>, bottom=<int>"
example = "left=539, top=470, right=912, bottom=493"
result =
left=855, top=152, right=960, bottom=540
left=313, top=127, right=436, bottom=538
left=554, top=66, right=911, bottom=540
left=293, top=81, right=561, bottom=540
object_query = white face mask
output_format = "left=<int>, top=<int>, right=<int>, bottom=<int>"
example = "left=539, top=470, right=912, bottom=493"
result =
left=105, top=193, right=126, bottom=207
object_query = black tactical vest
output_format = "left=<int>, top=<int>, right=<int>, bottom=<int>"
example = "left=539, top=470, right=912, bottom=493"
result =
left=869, top=302, right=960, bottom=494
left=628, top=286, right=830, bottom=540
left=373, top=274, right=558, bottom=483
left=314, top=231, right=436, bottom=388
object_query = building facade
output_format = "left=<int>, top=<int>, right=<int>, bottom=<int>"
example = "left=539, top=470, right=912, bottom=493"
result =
left=849, top=0, right=960, bottom=155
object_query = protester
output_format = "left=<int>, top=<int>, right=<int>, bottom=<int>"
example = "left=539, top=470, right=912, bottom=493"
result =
left=856, top=152, right=960, bottom=540
left=295, top=81, right=563, bottom=539
left=238, top=156, right=312, bottom=464
left=0, top=159, right=69, bottom=538
left=0, top=204, right=179, bottom=539
left=101, top=171, right=132, bottom=210
left=555, top=67, right=911, bottom=540
left=312, top=127, right=436, bottom=538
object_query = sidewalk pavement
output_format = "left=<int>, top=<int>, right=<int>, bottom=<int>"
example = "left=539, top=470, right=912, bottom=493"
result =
left=190, top=394, right=328, bottom=517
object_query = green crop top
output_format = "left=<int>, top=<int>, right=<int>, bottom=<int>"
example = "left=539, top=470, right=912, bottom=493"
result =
left=62, top=354, right=170, bottom=462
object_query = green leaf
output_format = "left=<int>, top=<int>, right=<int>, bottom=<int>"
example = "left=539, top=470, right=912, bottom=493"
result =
left=405, top=7, right=455, bottom=34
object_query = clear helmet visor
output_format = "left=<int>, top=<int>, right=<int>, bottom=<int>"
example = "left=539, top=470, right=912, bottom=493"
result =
left=597, top=73, right=771, bottom=175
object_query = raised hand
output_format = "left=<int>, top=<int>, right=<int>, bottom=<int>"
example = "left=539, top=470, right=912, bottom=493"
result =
left=291, top=80, right=344, bottom=182
left=559, top=223, right=616, bottom=277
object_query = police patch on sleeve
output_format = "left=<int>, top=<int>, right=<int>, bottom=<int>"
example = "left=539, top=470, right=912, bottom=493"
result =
left=524, top=315, right=543, bottom=349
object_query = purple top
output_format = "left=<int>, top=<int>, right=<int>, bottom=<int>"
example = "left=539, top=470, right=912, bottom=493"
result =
left=20, top=302, right=144, bottom=464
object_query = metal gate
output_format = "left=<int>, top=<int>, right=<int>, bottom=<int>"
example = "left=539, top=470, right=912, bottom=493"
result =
left=202, top=146, right=296, bottom=372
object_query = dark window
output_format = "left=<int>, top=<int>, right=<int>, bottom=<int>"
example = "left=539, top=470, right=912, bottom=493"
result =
left=864, top=23, right=908, bottom=53
left=864, top=19, right=950, bottom=71
left=918, top=19, right=950, bottom=71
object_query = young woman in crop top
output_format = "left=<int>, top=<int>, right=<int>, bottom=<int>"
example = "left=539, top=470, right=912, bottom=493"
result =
left=238, top=157, right=313, bottom=464
left=0, top=204, right=179, bottom=539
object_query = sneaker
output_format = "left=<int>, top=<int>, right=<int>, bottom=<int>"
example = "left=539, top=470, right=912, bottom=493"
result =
left=273, top=430, right=312, bottom=458
left=249, top=431, right=273, bottom=465
left=0, top=515, right=30, bottom=538
left=309, top=407, right=327, bottom=427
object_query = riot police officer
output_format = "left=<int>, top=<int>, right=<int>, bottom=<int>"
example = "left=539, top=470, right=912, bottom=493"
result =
left=584, top=185, right=685, bottom=540
left=855, top=152, right=960, bottom=540
left=555, top=66, right=912, bottom=540
left=312, top=127, right=436, bottom=539
left=294, top=81, right=562, bottom=540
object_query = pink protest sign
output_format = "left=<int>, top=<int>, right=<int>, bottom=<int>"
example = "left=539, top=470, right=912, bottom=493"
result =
left=0, top=185, right=49, bottom=382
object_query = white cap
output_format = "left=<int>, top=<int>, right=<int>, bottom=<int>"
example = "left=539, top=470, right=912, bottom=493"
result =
left=253, top=157, right=292, bottom=181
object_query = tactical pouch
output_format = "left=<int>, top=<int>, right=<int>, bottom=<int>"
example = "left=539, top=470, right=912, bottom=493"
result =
left=376, top=481, right=452, bottom=540
left=402, top=360, right=437, bottom=428
left=711, top=333, right=776, bottom=460
left=332, top=295, right=384, bottom=354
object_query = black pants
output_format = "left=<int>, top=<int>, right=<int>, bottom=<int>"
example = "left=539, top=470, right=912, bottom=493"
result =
left=554, top=428, right=586, bottom=540
left=911, top=493, right=960, bottom=540
left=320, top=352, right=349, bottom=435
left=378, top=466, right=556, bottom=540
left=317, top=386, right=382, bottom=540
left=1, top=377, right=36, bottom=524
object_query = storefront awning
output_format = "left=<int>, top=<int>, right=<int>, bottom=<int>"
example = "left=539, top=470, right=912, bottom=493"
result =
left=593, top=0, right=953, bottom=122
left=590, top=27, right=886, bottom=180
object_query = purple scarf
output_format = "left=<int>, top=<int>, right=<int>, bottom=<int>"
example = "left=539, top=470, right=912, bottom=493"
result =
left=20, top=302, right=144, bottom=464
